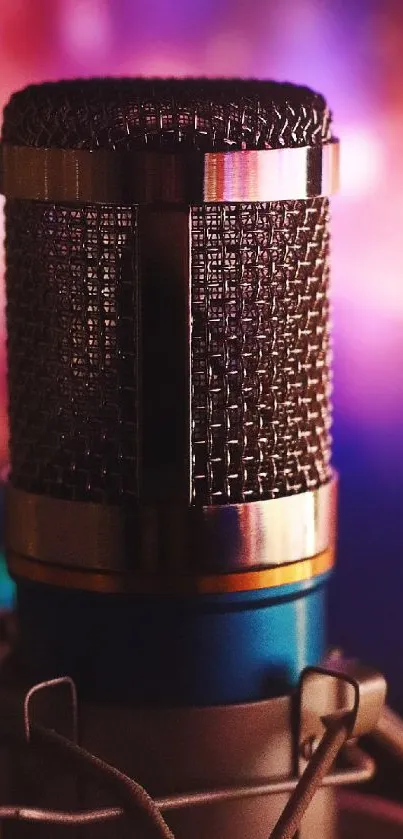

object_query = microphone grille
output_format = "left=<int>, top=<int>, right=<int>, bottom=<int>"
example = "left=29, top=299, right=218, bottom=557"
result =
left=3, top=79, right=333, bottom=506
left=5, top=200, right=140, bottom=504
left=2, top=78, right=331, bottom=151
left=191, top=199, right=332, bottom=504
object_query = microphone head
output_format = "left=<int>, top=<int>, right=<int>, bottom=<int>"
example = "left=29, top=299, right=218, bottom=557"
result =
left=3, top=78, right=333, bottom=508
left=2, top=78, right=337, bottom=704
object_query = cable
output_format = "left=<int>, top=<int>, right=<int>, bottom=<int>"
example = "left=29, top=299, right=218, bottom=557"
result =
left=269, top=715, right=351, bottom=839
left=31, top=722, right=176, bottom=839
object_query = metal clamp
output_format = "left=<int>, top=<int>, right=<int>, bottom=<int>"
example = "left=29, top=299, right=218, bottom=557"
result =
left=299, top=656, right=387, bottom=774
left=24, top=676, right=78, bottom=745
left=0, top=664, right=387, bottom=835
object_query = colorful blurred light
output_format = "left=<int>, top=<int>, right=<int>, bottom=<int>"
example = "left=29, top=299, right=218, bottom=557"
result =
left=340, top=126, right=383, bottom=198
left=60, top=0, right=113, bottom=60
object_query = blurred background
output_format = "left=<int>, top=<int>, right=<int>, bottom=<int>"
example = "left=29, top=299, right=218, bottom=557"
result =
left=0, top=0, right=403, bottom=705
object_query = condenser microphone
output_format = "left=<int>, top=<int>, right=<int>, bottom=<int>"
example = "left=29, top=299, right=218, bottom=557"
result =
left=1, top=78, right=339, bottom=707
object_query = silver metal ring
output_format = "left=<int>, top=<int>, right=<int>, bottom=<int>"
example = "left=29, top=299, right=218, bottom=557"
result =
left=6, top=476, right=337, bottom=577
left=204, top=140, right=339, bottom=202
left=0, top=140, right=339, bottom=205
left=192, top=476, right=337, bottom=572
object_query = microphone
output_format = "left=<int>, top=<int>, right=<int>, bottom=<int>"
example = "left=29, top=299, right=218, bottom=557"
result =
left=0, top=74, right=394, bottom=839
left=1, top=78, right=339, bottom=707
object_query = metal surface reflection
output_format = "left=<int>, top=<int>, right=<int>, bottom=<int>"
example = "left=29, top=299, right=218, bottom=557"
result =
left=0, top=141, right=339, bottom=204
left=192, top=476, right=337, bottom=572
left=204, top=141, right=339, bottom=202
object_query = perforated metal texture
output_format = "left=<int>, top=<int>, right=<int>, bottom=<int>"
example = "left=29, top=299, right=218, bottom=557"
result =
left=3, top=78, right=333, bottom=507
left=191, top=198, right=331, bottom=505
left=6, top=195, right=332, bottom=507
left=2, top=78, right=331, bottom=151
left=5, top=200, right=138, bottom=504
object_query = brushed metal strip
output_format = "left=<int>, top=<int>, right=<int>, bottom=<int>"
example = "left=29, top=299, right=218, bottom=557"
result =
left=5, top=478, right=336, bottom=576
left=0, top=141, right=339, bottom=204
left=203, top=141, right=339, bottom=202
left=192, top=476, right=337, bottom=572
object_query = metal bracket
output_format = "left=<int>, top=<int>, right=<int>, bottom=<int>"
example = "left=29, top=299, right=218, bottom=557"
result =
left=298, top=656, right=386, bottom=775
left=24, top=676, right=78, bottom=745
left=0, top=663, right=388, bottom=834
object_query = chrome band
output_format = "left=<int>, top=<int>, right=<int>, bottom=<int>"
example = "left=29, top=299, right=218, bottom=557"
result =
left=0, top=140, right=339, bottom=204
left=204, top=140, right=339, bottom=202
left=7, top=547, right=334, bottom=595
left=195, top=477, right=337, bottom=572
left=5, top=477, right=337, bottom=576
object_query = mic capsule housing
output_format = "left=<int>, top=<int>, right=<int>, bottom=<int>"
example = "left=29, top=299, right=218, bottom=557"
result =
left=1, top=79, right=338, bottom=705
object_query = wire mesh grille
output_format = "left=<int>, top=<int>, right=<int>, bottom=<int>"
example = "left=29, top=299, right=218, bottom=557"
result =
left=5, top=200, right=139, bottom=504
left=191, top=198, right=332, bottom=505
left=2, top=78, right=331, bottom=151
left=6, top=197, right=332, bottom=506
left=3, top=79, right=333, bottom=508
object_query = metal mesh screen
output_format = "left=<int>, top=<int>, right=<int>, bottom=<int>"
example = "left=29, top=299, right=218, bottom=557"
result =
left=191, top=198, right=331, bottom=505
left=3, top=78, right=333, bottom=507
left=2, top=78, right=331, bottom=152
left=5, top=200, right=139, bottom=504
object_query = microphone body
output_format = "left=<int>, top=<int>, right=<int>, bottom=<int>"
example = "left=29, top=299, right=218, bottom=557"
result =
left=1, top=79, right=338, bottom=706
